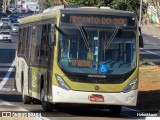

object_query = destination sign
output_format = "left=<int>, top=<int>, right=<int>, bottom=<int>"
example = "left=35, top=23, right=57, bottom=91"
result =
left=61, top=14, right=135, bottom=26
left=71, top=60, right=92, bottom=67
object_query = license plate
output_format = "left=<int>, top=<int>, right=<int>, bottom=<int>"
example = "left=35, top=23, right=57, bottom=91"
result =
left=3, top=37, right=8, bottom=39
left=88, top=95, right=104, bottom=102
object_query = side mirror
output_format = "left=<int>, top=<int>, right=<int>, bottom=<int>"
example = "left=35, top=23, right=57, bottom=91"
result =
left=50, top=24, right=56, bottom=46
left=139, top=35, right=144, bottom=48
left=50, top=31, right=55, bottom=46
left=116, top=28, right=123, bottom=37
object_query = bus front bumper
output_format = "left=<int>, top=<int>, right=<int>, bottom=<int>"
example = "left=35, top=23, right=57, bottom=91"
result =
left=52, top=85, right=138, bottom=106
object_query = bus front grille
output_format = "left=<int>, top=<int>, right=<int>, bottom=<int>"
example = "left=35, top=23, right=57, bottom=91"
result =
left=68, top=77, right=126, bottom=84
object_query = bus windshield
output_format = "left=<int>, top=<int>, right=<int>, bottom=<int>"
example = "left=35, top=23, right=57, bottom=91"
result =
left=58, top=26, right=136, bottom=75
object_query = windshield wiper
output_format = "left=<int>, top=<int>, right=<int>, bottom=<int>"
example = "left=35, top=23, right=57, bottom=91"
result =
left=55, top=25, right=66, bottom=36
left=78, top=26, right=90, bottom=49
left=105, top=27, right=121, bottom=50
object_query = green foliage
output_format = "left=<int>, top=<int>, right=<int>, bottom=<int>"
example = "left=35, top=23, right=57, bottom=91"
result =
left=39, top=0, right=147, bottom=17
left=140, top=60, right=155, bottom=66
left=67, top=0, right=146, bottom=16
left=109, top=0, right=147, bottom=17
left=38, top=0, right=51, bottom=10
left=68, top=0, right=105, bottom=7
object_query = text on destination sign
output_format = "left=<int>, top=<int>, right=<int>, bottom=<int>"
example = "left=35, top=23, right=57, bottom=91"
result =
left=69, top=16, right=127, bottom=26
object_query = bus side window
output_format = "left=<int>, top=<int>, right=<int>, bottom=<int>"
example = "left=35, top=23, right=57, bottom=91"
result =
left=25, top=27, right=31, bottom=60
left=31, top=27, right=38, bottom=64
left=24, top=27, right=28, bottom=58
left=50, top=23, right=55, bottom=46
left=39, top=23, right=51, bottom=65
left=21, top=28, right=25, bottom=54
left=46, top=24, right=51, bottom=57
left=17, top=28, right=22, bottom=54
left=33, top=25, right=42, bottom=65
left=18, top=28, right=24, bottom=55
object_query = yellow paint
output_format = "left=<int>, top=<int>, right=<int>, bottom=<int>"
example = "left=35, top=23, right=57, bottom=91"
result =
left=31, top=67, right=47, bottom=93
left=18, top=8, right=139, bottom=95
left=68, top=40, right=70, bottom=58
left=87, top=52, right=93, bottom=60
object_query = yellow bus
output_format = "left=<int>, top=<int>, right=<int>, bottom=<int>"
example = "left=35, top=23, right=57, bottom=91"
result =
left=15, top=5, right=143, bottom=114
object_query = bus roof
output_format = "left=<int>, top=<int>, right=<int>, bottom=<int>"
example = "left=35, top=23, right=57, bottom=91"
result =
left=20, top=5, right=136, bottom=25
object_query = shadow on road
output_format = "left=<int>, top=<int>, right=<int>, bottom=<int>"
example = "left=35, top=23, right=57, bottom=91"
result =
left=0, top=49, right=15, bottom=63
left=0, top=94, right=22, bottom=102
left=134, top=90, right=160, bottom=114
left=140, top=52, right=160, bottom=65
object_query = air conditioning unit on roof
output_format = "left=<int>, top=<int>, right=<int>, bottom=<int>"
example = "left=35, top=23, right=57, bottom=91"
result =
left=100, top=7, right=111, bottom=9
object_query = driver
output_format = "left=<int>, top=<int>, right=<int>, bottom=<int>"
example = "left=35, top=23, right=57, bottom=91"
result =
left=111, top=50, right=119, bottom=61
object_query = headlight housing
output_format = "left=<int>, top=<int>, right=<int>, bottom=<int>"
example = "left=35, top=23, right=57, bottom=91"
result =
left=123, top=78, right=138, bottom=93
left=55, top=74, right=71, bottom=90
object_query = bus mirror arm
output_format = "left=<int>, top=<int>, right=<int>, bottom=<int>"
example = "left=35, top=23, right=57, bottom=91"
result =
left=50, top=30, right=56, bottom=46
left=139, top=27, right=144, bottom=48
left=139, top=35, right=144, bottom=48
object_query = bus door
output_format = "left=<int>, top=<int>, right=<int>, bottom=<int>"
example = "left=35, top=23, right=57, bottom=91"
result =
left=46, top=23, right=55, bottom=101
left=28, top=26, right=37, bottom=96
left=47, top=45, right=54, bottom=101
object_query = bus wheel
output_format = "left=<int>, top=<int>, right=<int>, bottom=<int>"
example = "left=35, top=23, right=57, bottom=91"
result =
left=22, top=83, right=32, bottom=104
left=109, top=105, right=122, bottom=116
left=40, top=88, right=53, bottom=112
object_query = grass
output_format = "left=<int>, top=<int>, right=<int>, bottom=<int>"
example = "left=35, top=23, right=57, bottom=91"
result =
left=139, top=60, right=156, bottom=66
left=132, top=61, right=160, bottom=113
left=139, top=60, right=160, bottom=91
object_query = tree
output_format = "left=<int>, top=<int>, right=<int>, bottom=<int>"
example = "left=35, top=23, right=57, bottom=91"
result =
left=49, top=0, right=68, bottom=6
left=109, top=0, right=147, bottom=18
left=38, top=0, right=68, bottom=10
left=67, top=0, right=105, bottom=7
left=39, top=0, right=147, bottom=17
left=38, top=0, right=51, bottom=10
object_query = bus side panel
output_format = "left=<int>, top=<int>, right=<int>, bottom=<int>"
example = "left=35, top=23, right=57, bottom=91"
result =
left=30, top=67, right=47, bottom=100
left=15, top=56, right=29, bottom=95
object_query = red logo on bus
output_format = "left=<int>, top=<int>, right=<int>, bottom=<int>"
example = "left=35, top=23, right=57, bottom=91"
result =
left=88, top=95, right=104, bottom=102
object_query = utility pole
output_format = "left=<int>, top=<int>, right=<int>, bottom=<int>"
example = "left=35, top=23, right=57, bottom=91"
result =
left=3, top=0, right=6, bottom=13
left=139, top=0, right=143, bottom=27
left=7, top=0, right=10, bottom=11
left=3, top=0, right=10, bottom=13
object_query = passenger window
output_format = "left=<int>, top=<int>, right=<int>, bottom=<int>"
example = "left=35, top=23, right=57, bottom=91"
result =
left=33, top=25, right=41, bottom=65
left=17, top=28, right=22, bottom=54
left=39, top=24, right=51, bottom=66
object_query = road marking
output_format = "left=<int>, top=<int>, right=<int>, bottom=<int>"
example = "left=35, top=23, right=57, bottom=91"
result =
left=0, top=88, right=11, bottom=91
left=123, top=107, right=142, bottom=112
left=152, top=35, right=160, bottom=39
left=0, top=88, right=16, bottom=91
left=0, top=60, right=15, bottom=90
left=122, top=107, right=145, bottom=118
left=0, top=99, right=49, bottom=120
left=12, top=89, right=15, bottom=91
left=140, top=48, right=160, bottom=57
left=145, top=117, right=160, bottom=120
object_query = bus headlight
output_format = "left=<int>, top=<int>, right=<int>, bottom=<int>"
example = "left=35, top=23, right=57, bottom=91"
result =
left=123, top=78, right=137, bottom=93
left=55, top=74, right=71, bottom=90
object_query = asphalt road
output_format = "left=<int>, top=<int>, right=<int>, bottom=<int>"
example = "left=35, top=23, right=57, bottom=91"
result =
left=141, top=26, right=160, bottom=65
left=141, top=34, right=160, bottom=65
left=0, top=33, right=159, bottom=120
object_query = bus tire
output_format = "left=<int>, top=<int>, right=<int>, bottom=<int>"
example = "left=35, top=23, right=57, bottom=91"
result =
left=22, top=80, right=32, bottom=104
left=109, top=105, right=122, bottom=116
left=40, top=88, right=53, bottom=112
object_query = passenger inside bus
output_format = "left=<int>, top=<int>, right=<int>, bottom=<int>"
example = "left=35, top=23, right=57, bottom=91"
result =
left=110, top=50, right=119, bottom=62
